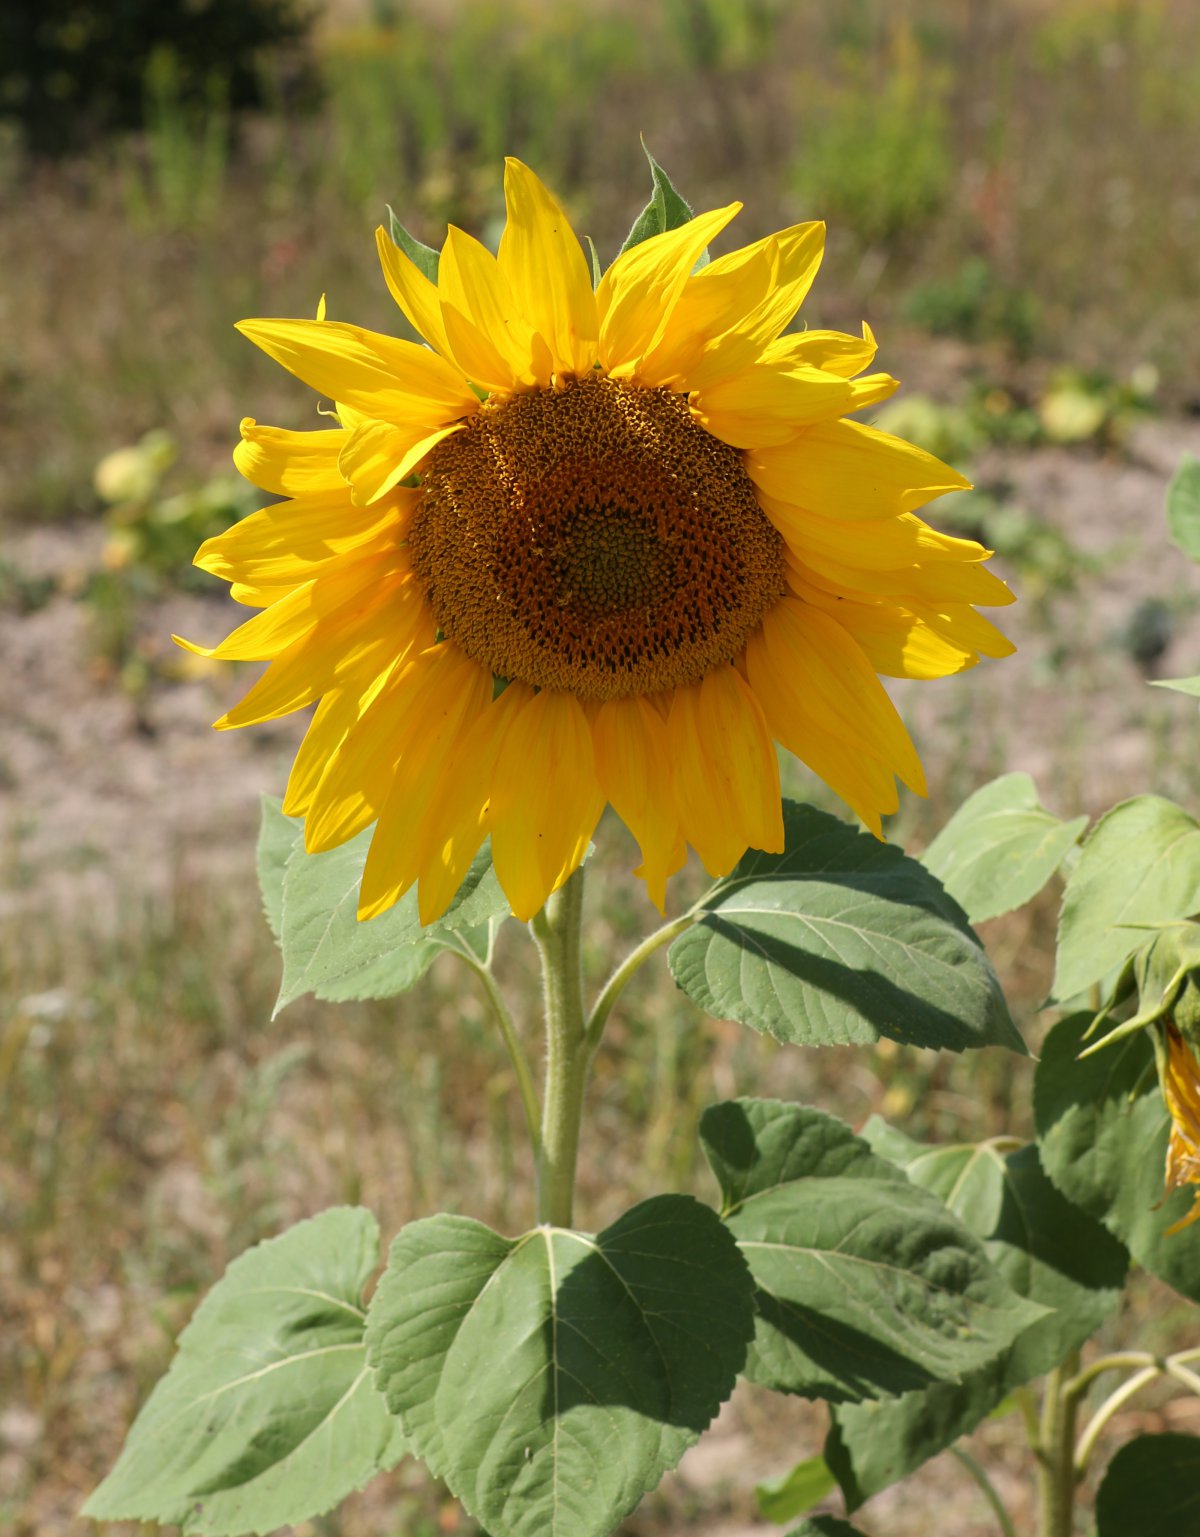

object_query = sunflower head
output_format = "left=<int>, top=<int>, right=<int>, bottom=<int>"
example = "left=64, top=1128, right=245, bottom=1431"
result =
left=1161, top=1024, right=1200, bottom=1234
left=184, top=157, right=1014, bottom=925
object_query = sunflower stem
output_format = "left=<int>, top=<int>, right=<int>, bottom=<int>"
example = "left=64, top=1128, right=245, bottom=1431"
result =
left=1035, top=1358, right=1080, bottom=1537
left=586, top=911, right=696, bottom=1052
left=532, top=866, right=591, bottom=1228
left=453, top=943, right=542, bottom=1166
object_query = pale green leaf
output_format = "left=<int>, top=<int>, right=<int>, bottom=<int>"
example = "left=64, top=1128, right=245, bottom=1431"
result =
left=365, top=1196, right=754, bottom=1537
left=1052, top=795, right=1200, bottom=1002
left=276, top=830, right=507, bottom=1013
left=617, top=144, right=697, bottom=256
left=699, top=1100, right=1046, bottom=1404
left=1152, top=674, right=1200, bottom=697
left=1035, top=1012, right=1200, bottom=1303
left=385, top=206, right=440, bottom=282
left=670, top=802, right=1022, bottom=1053
left=921, top=772, right=1087, bottom=924
left=1165, top=454, right=1200, bottom=562
left=756, top=1455, right=836, bottom=1523
left=1097, top=1433, right=1200, bottom=1535
left=83, top=1208, right=404, bottom=1534
left=256, top=794, right=301, bottom=940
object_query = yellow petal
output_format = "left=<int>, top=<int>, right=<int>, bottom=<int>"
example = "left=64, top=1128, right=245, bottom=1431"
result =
left=757, top=599, right=926, bottom=795
left=757, top=494, right=989, bottom=572
left=236, top=318, right=478, bottom=425
left=374, top=225, right=453, bottom=359
left=233, top=419, right=348, bottom=496
left=284, top=673, right=394, bottom=817
left=786, top=579, right=979, bottom=680
left=597, top=203, right=742, bottom=376
left=498, top=158, right=598, bottom=378
left=195, top=491, right=409, bottom=585
left=489, top=689, right=605, bottom=921
left=788, top=543, right=1015, bottom=609
left=338, top=419, right=460, bottom=505
left=216, top=571, right=424, bottom=729
left=414, top=682, right=536, bottom=925
left=438, top=225, right=549, bottom=393
left=691, top=362, right=852, bottom=449
left=636, top=238, right=776, bottom=387
left=761, top=322, right=878, bottom=378
left=667, top=667, right=783, bottom=876
left=592, top=695, right=686, bottom=912
left=844, top=373, right=900, bottom=413
left=747, top=418, right=972, bottom=519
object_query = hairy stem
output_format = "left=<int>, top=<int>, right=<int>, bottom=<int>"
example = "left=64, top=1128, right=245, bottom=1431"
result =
left=1074, top=1365, right=1160, bottom=1476
left=1036, top=1358, right=1080, bottom=1537
left=586, top=911, right=696, bottom=1050
left=532, top=867, right=590, bottom=1227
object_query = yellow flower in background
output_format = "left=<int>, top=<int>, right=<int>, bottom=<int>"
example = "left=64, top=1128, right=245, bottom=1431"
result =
left=183, top=159, right=1013, bottom=924
left=1163, top=1025, right=1200, bottom=1234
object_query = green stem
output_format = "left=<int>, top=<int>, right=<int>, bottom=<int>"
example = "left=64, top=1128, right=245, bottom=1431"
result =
left=1036, top=1358, right=1080, bottom=1537
left=454, top=943, right=542, bottom=1164
left=1074, top=1365, right=1160, bottom=1476
left=950, top=1447, right=1018, bottom=1537
left=532, top=867, right=591, bottom=1227
left=586, top=911, right=696, bottom=1051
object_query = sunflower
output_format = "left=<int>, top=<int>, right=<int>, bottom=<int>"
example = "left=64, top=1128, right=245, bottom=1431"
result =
left=183, top=159, right=1013, bottom=924
left=1162, top=1024, right=1200, bottom=1234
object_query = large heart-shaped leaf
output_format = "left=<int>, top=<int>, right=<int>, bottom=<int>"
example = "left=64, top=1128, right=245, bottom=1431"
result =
left=1096, top=1433, right=1200, bottom=1535
left=827, top=1126, right=1127, bottom=1506
left=921, top=772, right=1087, bottom=924
left=1052, top=796, right=1200, bottom=1002
left=670, top=802, right=1021, bottom=1052
left=365, top=1196, right=754, bottom=1537
left=1165, top=454, right=1200, bottom=562
left=699, top=1100, right=1044, bottom=1405
left=1034, top=1012, right=1200, bottom=1302
left=83, top=1207, right=404, bottom=1534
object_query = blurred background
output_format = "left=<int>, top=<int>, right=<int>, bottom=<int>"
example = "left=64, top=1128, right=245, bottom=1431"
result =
left=2, top=2, right=1200, bottom=1534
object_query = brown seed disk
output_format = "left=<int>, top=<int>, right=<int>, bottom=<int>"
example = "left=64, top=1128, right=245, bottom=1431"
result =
left=408, top=374, right=786, bottom=700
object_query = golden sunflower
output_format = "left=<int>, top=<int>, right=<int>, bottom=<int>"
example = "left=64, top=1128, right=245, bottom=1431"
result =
left=183, top=159, right=1013, bottom=924
left=1162, top=1024, right=1200, bottom=1234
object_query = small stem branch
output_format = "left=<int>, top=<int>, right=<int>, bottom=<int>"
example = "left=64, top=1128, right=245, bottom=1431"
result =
left=1165, top=1359, right=1200, bottom=1397
left=454, top=945, right=542, bottom=1164
left=950, top=1446, right=1018, bottom=1537
left=1063, top=1351, right=1158, bottom=1402
left=532, top=868, right=590, bottom=1228
left=1074, top=1366, right=1160, bottom=1476
left=1036, top=1359, right=1080, bottom=1537
left=585, top=911, right=696, bottom=1051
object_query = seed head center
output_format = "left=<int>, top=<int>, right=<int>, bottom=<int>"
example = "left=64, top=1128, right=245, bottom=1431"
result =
left=408, top=375, right=786, bottom=699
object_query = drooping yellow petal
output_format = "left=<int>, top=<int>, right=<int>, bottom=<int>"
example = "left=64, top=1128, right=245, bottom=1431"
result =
left=414, top=682, right=536, bottom=925
left=754, top=599, right=926, bottom=795
left=438, top=226, right=550, bottom=393
left=489, top=689, right=606, bottom=921
left=597, top=203, right=742, bottom=377
left=236, top=318, right=478, bottom=425
left=592, top=695, right=686, bottom=912
left=747, top=418, right=972, bottom=520
left=844, top=373, right=900, bottom=413
left=498, top=158, right=598, bottom=378
left=667, top=666, right=783, bottom=875
left=283, top=671, right=397, bottom=817
left=787, top=543, right=1015, bottom=609
left=374, top=225, right=453, bottom=359
left=691, top=361, right=852, bottom=449
left=787, top=582, right=979, bottom=680
left=233, top=419, right=348, bottom=496
left=195, top=491, right=410, bottom=586
left=761, top=322, right=877, bottom=378
left=338, top=419, right=461, bottom=505
left=636, top=239, right=776, bottom=388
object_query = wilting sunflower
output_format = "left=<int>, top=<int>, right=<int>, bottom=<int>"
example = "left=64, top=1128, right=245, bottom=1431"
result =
left=183, top=159, right=1013, bottom=923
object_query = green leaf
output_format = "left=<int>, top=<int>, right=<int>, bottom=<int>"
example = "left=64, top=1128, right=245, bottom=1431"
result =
left=276, top=829, right=507, bottom=1013
left=786, top=1520, right=869, bottom=1537
left=1096, top=1433, right=1200, bottom=1535
left=83, top=1208, right=404, bottom=1534
left=669, top=802, right=1023, bottom=1053
left=827, top=1127, right=1127, bottom=1507
left=1152, top=674, right=1200, bottom=697
left=617, top=144, right=697, bottom=256
left=365, top=1196, right=754, bottom=1537
left=1052, top=795, right=1200, bottom=1002
left=1034, top=1011, right=1200, bottom=1302
left=756, top=1456, right=836, bottom=1523
left=699, top=1100, right=1045, bottom=1405
left=921, top=772, right=1087, bottom=924
left=1165, top=454, right=1200, bottom=562
left=385, top=205, right=440, bottom=282
left=257, top=794, right=301, bottom=940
